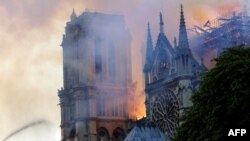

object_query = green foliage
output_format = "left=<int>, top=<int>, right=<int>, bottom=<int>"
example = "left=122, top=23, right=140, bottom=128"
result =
left=174, top=46, right=250, bottom=141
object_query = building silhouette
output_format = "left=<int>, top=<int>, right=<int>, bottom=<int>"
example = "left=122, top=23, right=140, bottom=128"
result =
left=58, top=5, right=207, bottom=141
left=143, top=5, right=207, bottom=138
left=58, top=10, right=135, bottom=141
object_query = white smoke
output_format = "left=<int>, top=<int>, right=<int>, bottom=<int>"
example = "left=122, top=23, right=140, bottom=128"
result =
left=0, top=0, right=247, bottom=140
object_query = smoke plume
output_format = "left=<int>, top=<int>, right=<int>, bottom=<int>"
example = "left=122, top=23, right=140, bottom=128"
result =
left=0, top=0, right=248, bottom=140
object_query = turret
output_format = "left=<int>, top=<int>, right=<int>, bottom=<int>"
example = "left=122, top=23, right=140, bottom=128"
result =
left=160, top=12, right=164, bottom=34
left=71, top=8, right=77, bottom=21
left=178, top=5, right=189, bottom=48
left=144, top=23, right=154, bottom=85
left=176, top=5, right=192, bottom=75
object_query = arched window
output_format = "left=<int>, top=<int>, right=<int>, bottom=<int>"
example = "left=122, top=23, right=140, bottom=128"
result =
left=160, top=61, right=170, bottom=71
left=157, top=48, right=171, bottom=75
left=186, top=55, right=189, bottom=73
left=97, top=127, right=110, bottom=141
left=97, top=94, right=105, bottom=116
left=182, top=54, right=185, bottom=70
left=112, top=128, right=126, bottom=141
left=108, top=44, right=116, bottom=82
left=95, top=37, right=102, bottom=75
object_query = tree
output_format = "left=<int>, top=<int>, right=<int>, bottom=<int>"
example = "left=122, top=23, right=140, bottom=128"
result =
left=174, top=46, right=250, bottom=141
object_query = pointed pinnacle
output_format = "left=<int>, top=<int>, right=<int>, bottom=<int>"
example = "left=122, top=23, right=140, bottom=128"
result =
left=147, top=22, right=150, bottom=32
left=147, top=22, right=153, bottom=44
left=160, top=12, right=164, bottom=25
left=71, top=8, right=77, bottom=21
left=159, top=12, right=164, bottom=34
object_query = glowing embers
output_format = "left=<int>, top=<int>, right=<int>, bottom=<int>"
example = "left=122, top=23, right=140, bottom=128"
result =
left=151, top=88, right=179, bottom=138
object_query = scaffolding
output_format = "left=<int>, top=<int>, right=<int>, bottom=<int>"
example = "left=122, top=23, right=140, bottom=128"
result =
left=191, top=11, right=250, bottom=55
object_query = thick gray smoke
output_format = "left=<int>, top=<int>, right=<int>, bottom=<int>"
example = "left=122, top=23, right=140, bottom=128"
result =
left=2, top=120, right=49, bottom=141
left=0, top=0, right=248, bottom=140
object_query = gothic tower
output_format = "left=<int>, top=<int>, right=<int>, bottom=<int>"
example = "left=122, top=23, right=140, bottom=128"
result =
left=143, top=23, right=154, bottom=86
left=58, top=10, right=135, bottom=141
left=176, top=4, right=192, bottom=76
left=144, top=5, right=207, bottom=139
left=175, top=5, right=194, bottom=110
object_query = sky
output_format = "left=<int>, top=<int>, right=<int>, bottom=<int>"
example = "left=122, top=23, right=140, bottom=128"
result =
left=0, top=0, right=246, bottom=140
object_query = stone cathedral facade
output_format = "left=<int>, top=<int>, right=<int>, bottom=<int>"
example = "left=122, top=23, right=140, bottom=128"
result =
left=58, top=10, right=135, bottom=141
left=143, top=6, right=207, bottom=138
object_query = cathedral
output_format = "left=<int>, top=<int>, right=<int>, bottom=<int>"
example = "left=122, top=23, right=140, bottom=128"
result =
left=58, top=10, right=136, bottom=141
left=143, top=5, right=207, bottom=139
left=58, top=4, right=207, bottom=141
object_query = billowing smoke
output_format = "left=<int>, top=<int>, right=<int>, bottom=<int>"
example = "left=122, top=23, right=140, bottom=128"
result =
left=0, top=0, right=248, bottom=140
left=188, top=0, right=249, bottom=68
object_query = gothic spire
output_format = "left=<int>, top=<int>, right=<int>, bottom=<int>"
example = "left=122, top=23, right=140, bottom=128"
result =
left=178, top=4, right=189, bottom=48
left=144, top=22, right=154, bottom=72
left=160, top=12, right=164, bottom=34
left=147, top=22, right=153, bottom=48
left=71, top=8, right=77, bottom=21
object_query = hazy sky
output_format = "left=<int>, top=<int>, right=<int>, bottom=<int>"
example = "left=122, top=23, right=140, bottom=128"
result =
left=0, top=0, right=245, bottom=140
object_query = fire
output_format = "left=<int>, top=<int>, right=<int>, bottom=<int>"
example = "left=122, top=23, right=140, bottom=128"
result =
left=190, top=3, right=241, bottom=26
left=128, top=79, right=146, bottom=119
left=135, top=99, right=146, bottom=120
left=129, top=0, right=243, bottom=121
